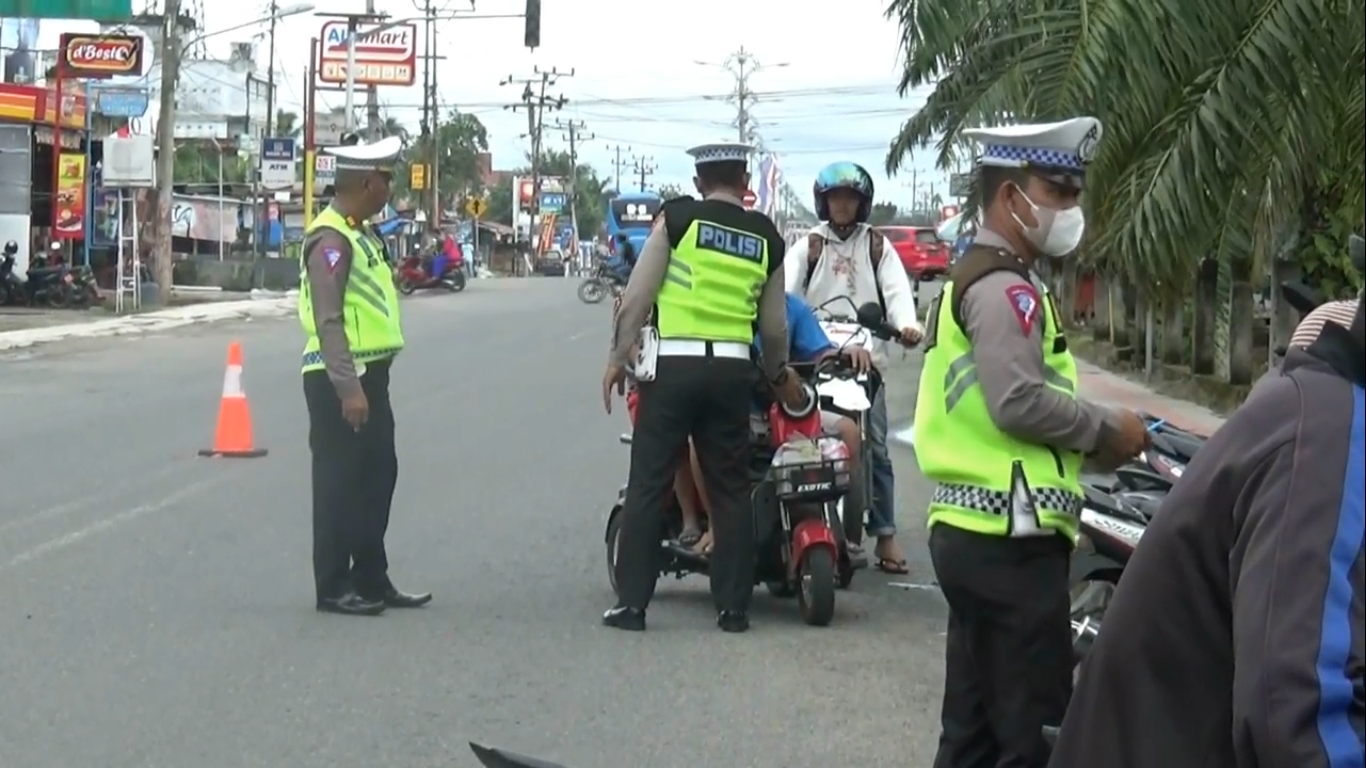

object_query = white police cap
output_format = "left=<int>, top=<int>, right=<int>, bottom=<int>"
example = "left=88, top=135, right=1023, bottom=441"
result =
left=963, top=117, right=1102, bottom=185
left=686, top=140, right=752, bottom=166
left=324, top=135, right=403, bottom=172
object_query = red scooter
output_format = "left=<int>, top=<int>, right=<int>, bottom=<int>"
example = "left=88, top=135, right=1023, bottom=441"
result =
left=603, top=368, right=855, bottom=627
left=395, top=252, right=466, bottom=295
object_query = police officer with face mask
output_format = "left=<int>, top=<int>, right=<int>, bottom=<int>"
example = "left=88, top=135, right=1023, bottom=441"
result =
left=913, top=117, right=1150, bottom=768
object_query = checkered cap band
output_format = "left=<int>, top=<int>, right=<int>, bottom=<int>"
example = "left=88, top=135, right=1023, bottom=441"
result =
left=690, top=146, right=749, bottom=164
left=983, top=143, right=1084, bottom=172
left=933, top=483, right=1081, bottom=518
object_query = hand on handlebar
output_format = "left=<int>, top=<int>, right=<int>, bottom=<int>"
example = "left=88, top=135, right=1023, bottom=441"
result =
left=841, top=346, right=873, bottom=374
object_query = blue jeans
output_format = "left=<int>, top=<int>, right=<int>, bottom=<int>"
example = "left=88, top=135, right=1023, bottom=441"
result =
left=431, top=254, right=448, bottom=280
left=865, top=383, right=896, bottom=537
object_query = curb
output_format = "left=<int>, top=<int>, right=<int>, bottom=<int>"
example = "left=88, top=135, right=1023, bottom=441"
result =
left=0, top=298, right=296, bottom=351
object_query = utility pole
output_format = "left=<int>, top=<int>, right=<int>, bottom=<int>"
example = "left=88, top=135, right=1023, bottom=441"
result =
left=607, top=144, right=628, bottom=193
left=364, top=0, right=381, bottom=140
left=631, top=155, right=655, bottom=192
left=258, top=0, right=279, bottom=260
left=554, top=118, right=591, bottom=257
left=715, top=47, right=785, bottom=159
left=419, top=0, right=447, bottom=234
left=502, top=66, right=572, bottom=270
left=153, top=0, right=183, bottom=296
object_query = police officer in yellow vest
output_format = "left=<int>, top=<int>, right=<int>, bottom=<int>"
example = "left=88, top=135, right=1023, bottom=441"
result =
left=603, top=140, right=802, bottom=633
left=299, top=136, right=431, bottom=617
left=913, top=118, right=1150, bottom=767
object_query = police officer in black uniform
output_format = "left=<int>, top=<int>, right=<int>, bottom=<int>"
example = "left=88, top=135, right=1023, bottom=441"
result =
left=603, top=140, right=802, bottom=633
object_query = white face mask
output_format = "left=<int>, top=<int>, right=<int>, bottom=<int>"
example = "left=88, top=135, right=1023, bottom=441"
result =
left=1011, top=188, right=1085, bottom=257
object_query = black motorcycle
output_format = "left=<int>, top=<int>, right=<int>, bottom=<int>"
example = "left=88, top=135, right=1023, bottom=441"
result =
left=577, top=263, right=623, bottom=305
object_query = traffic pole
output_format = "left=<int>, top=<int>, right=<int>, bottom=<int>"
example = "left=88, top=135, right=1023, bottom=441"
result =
left=303, top=38, right=318, bottom=228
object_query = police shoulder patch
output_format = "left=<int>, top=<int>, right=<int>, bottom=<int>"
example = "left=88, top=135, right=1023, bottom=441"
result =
left=322, top=247, right=344, bottom=272
left=1004, top=284, right=1041, bottom=336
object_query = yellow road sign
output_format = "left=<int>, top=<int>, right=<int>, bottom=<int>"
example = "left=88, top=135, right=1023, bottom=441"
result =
left=466, top=197, right=488, bottom=218
left=409, top=163, right=426, bottom=190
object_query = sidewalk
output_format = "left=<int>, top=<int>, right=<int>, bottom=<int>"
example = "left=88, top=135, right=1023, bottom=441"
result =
left=1075, top=359, right=1225, bottom=434
left=0, top=293, right=296, bottom=351
left=888, top=355, right=1225, bottom=448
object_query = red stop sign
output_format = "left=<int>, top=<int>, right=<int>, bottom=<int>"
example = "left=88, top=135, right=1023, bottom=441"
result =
left=742, top=190, right=757, bottom=209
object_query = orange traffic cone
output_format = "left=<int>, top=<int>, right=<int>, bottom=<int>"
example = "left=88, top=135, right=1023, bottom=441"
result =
left=199, top=341, right=268, bottom=458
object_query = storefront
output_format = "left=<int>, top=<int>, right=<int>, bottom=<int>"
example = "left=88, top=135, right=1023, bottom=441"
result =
left=0, top=81, right=92, bottom=276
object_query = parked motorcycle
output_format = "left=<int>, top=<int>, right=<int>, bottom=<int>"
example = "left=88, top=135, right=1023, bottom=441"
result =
left=2, top=252, right=98, bottom=308
left=1069, top=485, right=1148, bottom=671
left=395, top=253, right=466, bottom=295
left=577, top=263, right=623, bottom=305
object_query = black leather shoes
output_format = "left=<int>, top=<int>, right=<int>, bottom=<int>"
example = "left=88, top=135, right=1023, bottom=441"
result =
left=602, top=606, right=646, bottom=631
left=317, top=591, right=386, bottom=616
left=380, top=587, right=432, bottom=608
left=717, top=610, right=750, bottom=633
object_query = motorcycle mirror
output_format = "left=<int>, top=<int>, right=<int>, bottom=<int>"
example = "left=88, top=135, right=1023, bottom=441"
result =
left=855, top=302, right=884, bottom=329
left=1279, top=280, right=1322, bottom=316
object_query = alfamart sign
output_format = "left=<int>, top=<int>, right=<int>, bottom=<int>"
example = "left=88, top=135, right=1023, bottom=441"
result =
left=317, top=21, right=417, bottom=87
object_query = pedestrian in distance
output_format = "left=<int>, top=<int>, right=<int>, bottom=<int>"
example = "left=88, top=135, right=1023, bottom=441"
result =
left=913, top=116, right=1151, bottom=768
left=298, top=136, right=431, bottom=617
left=602, top=139, right=803, bottom=634
left=1050, top=237, right=1365, bottom=768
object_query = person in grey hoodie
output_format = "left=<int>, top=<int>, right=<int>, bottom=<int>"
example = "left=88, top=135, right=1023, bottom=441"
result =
left=1050, top=235, right=1365, bottom=768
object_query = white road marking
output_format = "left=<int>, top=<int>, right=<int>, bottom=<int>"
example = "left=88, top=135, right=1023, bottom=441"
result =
left=0, top=463, right=187, bottom=537
left=891, top=422, right=915, bottom=447
left=3, top=475, right=227, bottom=570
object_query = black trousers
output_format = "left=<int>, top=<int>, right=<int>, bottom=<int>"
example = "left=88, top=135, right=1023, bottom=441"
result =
left=613, top=354, right=757, bottom=613
left=304, top=360, right=399, bottom=601
left=929, top=524, right=1072, bottom=768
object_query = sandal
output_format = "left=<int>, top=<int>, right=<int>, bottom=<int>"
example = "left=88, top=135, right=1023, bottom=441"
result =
left=692, top=530, right=714, bottom=556
left=678, top=526, right=702, bottom=548
left=875, top=557, right=910, bottom=574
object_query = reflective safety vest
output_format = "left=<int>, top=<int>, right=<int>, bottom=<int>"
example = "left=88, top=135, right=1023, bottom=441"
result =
left=298, top=207, right=405, bottom=373
left=655, top=216, right=770, bottom=343
left=913, top=276, right=1083, bottom=542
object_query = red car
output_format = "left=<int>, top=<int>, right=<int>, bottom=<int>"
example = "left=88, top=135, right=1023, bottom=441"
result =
left=879, top=226, right=950, bottom=282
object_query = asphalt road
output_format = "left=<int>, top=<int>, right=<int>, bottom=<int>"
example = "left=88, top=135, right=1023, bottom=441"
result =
left=0, top=278, right=942, bottom=768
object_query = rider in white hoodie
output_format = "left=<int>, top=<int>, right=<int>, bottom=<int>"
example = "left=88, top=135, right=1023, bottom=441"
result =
left=784, top=161, right=923, bottom=573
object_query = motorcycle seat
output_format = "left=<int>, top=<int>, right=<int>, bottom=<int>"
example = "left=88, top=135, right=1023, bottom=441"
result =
left=1082, top=484, right=1123, bottom=512
left=1114, top=466, right=1172, bottom=492
left=1155, top=431, right=1202, bottom=462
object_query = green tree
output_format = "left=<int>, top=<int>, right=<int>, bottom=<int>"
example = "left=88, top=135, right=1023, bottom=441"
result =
left=868, top=201, right=899, bottom=226
left=274, top=109, right=300, bottom=139
left=391, top=110, right=489, bottom=204
left=655, top=182, right=685, bottom=200
left=173, top=143, right=249, bottom=185
left=884, top=0, right=1365, bottom=289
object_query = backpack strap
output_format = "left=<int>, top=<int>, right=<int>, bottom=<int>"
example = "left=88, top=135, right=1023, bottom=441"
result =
left=869, top=228, right=884, bottom=270
left=802, top=232, right=825, bottom=290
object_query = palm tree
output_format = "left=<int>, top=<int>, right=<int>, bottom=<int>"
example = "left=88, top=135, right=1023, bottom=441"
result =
left=274, top=109, right=300, bottom=139
left=380, top=115, right=411, bottom=146
left=885, top=0, right=1364, bottom=381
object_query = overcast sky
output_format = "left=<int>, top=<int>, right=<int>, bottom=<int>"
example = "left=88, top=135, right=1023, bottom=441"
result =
left=14, top=0, right=955, bottom=207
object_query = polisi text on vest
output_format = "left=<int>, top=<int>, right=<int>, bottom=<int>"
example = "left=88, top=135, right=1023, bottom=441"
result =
left=697, top=223, right=762, bottom=262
